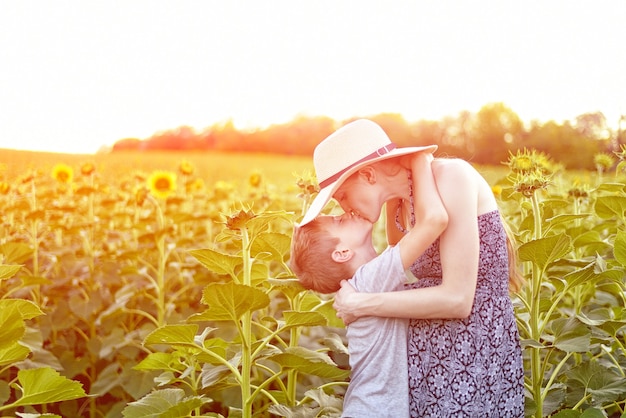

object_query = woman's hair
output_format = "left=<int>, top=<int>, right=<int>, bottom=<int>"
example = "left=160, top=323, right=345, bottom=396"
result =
left=289, top=219, right=352, bottom=293
left=501, top=215, right=525, bottom=292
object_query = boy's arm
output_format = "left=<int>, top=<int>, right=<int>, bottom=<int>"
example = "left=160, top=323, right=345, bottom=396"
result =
left=385, top=198, right=404, bottom=245
left=397, top=153, right=448, bottom=270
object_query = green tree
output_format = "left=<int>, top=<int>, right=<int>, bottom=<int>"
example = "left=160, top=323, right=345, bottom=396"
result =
left=466, top=102, right=524, bottom=164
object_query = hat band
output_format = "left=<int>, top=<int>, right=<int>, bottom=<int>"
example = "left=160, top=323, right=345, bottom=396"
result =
left=318, top=143, right=397, bottom=189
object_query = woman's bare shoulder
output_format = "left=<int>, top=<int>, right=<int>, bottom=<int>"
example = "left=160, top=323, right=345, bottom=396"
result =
left=431, top=158, right=478, bottom=178
left=432, top=158, right=497, bottom=212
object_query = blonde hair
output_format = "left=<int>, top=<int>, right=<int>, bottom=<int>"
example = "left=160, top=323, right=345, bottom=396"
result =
left=289, top=220, right=353, bottom=293
left=501, top=215, right=525, bottom=293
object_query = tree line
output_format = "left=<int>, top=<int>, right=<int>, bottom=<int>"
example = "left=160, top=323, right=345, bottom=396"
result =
left=111, top=102, right=626, bottom=170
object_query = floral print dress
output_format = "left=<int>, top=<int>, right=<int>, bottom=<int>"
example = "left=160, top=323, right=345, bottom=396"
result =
left=404, top=210, right=524, bottom=417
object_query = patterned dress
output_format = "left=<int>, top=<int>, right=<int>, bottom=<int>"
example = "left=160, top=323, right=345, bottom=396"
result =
left=404, top=210, right=524, bottom=417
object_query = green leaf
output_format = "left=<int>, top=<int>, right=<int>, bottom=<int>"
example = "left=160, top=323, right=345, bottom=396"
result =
left=519, top=339, right=544, bottom=349
left=598, top=319, right=626, bottom=337
left=133, top=352, right=176, bottom=371
left=588, top=380, right=626, bottom=405
left=518, top=233, right=572, bottom=272
left=11, top=367, right=86, bottom=406
left=323, top=333, right=349, bottom=355
left=268, top=352, right=349, bottom=380
left=195, top=338, right=229, bottom=365
left=283, top=310, right=327, bottom=328
left=0, top=242, right=33, bottom=264
left=594, top=195, right=626, bottom=220
left=269, top=388, right=343, bottom=416
left=561, top=262, right=598, bottom=290
left=121, top=368, right=162, bottom=400
left=89, top=362, right=122, bottom=396
left=551, top=410, right=581, bottom=418
left=247, top=262, right=269, bottom=287
left=594, top=182, right=626, bottom=193
left=144, top=324, right=199, bottom=347
left=304, top=296, right=344, bottom=328
left=121, top=388, right=207, bottom=418
left=192, top=282, right=269, bottom=322
left=0, top=380, right=9, bottom=407
left=251, top=232, right=291, bottom=261
left=549, top=317, right=590, bottom=353
left=20, top=275, right=53, bottom=286
left=580, top=408, right=610, bottom=418
left=0, top=264, right=22, bottom=280
left=566, top=360, right=624, bottom=404
left=0, top=299, right=45, bottom=320
left=545, top=214, right=590, bottom=230
left=570, top=229, right=599, bottom=245
left=268, top=277, right=307, bottom=299
left=0, top=341, right=30, bottom=366
left=614, top=230, right=626, bottom=267
left=200, top=364, right=230, bottom=388
left=0, top=307, right=26, bottom=350
left=267, top=347, right=350, bottom=380
left=542, top=385, right=566, bottom=417
left=188, top=248, right=241, bottom=278
left=245, top=210, right=292, bottom=239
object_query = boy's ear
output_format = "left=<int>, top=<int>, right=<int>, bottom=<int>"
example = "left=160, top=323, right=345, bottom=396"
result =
left=332, top=249, right=353, bottom=263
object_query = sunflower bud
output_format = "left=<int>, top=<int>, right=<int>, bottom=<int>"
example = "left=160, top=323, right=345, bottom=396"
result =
left=225, top=208, right=257, bottom=231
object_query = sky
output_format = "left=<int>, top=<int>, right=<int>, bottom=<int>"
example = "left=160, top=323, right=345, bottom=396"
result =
left=1, top=1, right=625, bottom=154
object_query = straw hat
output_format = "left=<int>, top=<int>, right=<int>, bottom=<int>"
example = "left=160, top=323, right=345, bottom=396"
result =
left=299, top=119, right=437, bottom=226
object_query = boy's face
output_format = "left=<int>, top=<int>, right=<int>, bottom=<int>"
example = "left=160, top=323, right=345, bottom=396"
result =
left=333, top=172, right=383, bottom=223
left=318, top=212, right=373, bottom=249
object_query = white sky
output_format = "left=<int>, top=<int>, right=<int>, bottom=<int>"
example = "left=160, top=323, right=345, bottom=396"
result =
left=1, top=1, right=625, bottom=154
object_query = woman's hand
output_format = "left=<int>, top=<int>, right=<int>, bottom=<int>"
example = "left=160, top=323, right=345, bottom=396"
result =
left=333, top=280, right=360, bottom=325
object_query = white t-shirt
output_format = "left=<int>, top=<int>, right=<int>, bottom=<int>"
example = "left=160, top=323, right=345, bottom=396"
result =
left=342, top=245, right=410, bottom=418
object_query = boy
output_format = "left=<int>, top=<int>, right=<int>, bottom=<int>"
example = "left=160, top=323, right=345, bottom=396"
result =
left=290, top=152, right=447, bottom=417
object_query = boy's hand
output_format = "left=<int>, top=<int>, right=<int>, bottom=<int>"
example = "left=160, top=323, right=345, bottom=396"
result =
left=333, top=280, right=359, bottom=325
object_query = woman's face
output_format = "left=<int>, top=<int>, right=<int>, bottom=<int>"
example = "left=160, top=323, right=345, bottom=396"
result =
left=333, top=171, right=383, bottom=223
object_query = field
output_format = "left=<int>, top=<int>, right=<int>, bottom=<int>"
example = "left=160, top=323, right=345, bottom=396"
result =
left=1, top=148, right=625, bottom=418
left=0, top=148, right=314, bottom=186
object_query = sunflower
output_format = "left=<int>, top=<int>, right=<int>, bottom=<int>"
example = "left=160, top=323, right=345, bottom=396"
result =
left=52, top=163, right=74, bottom=183
left=80, top=162, right=96, bottom=176
left=594, top=153, right=615, bottom=171
left=147, top=170, right=177, bottom=199
left=0, top=181, right=10, bottom=195
left=249, top=171, right=262, bottom=188
left=214, top=180, right=234, bottom=200
left=135, top=186, right=148, bottom=205
left=178, top=159, right=195, bottom=176
left=186, top=178, right=205, bottom=193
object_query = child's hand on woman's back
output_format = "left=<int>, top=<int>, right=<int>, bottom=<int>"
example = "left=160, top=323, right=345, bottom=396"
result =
left=333, top=280, right=360, bottom=325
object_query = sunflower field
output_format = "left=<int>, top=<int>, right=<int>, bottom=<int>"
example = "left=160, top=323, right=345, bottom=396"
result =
left=1, top=148, right=626, bottom=418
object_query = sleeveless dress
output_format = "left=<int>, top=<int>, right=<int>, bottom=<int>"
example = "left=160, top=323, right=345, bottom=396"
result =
left=404, top=210, right=524, bottom=417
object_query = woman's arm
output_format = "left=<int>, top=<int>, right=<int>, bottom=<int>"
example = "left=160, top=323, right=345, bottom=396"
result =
left=334, top=159, right=479, bottom=321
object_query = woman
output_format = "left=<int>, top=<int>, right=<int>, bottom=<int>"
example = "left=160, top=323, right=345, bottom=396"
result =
left=299, top=119, right=524, bottom=417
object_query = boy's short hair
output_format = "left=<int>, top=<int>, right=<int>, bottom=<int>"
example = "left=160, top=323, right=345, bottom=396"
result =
left=290, top=218, right=353, bottom=293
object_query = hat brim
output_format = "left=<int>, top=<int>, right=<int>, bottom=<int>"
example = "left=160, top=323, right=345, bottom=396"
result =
left=298, top=144, right=437, bottom=226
